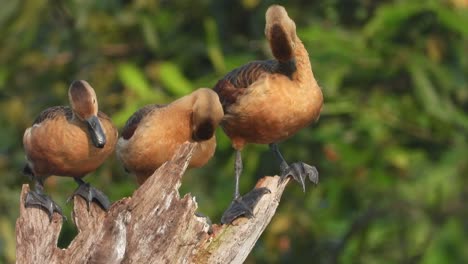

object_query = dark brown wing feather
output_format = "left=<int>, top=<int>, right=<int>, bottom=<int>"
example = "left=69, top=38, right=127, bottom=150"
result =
left=213, top=59, right=296, bottom=110
left=33, top=106, right=72, bottom=125
left=121, top=104, right=166, bottom=140
left=213, top=79, right=244, bottom=110
left=221, top=60, right=278, bottom=88
left=213, top=60, right=276, bottom=110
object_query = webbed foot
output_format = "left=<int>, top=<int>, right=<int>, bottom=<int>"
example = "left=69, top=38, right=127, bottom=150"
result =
left=269, top=143, right=319, bottom=191
left=280, top=162, right=319, bottom=192
left=68, top=178, right=111, bottom=211
left=25, top=190, right=64, bottom=221
left=221, top=187, right=271, bottom=224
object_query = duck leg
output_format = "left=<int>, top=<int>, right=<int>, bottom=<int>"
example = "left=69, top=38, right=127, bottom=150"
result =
left=221, top=150, right=271, bottom=224
left=68, top=178, right=111, bottom=211
left=25, top=177, right=64, bottom=221
left=269, top=143, right=319, bottom=191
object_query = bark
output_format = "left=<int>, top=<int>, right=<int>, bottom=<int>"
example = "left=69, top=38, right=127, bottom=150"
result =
left=16, top=142, right=293, bottom=264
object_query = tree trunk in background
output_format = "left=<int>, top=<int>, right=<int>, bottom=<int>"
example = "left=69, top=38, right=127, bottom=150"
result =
left=16, top=142, right=292, bottom=264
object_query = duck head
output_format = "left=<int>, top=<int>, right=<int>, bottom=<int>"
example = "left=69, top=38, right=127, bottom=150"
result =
left=191, top=88, right=224, bottom=141
left=265, top=5, right=297, bottom=62
left=68, top=80, right=107, bottom=148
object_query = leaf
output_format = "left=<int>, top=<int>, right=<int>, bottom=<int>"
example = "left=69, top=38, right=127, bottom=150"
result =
left=433, top=4, right=468, bottom=36
left=157, top=61, right=193, bottom=96
left=112, top=102, right=142, bottom=127
left=204, top=17, right=226, bottom=74
left=140, top=15, right=159, bottom=51
left=407, top=59, right=448, bottom=122
left=363, top=2, right=424, bottom=40
left=118, top=63, right=153, bottom=98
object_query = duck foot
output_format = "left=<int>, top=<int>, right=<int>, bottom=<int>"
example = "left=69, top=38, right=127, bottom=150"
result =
left=280, top=162, right=319, bottom=192
left=68, top=178, right=111, bottom=211
left=25, top=189, right=64, bottom=221
left=269, top=143, right=319, bottom=191
left=221, top=187, right=271, bottom=224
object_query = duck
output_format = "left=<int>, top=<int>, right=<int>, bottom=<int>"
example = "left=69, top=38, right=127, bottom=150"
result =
left=213, top=5, right=323, bottom=224
left=116, top=88, right=224, bottom=185
left=23, top=80, right=118, bottom=219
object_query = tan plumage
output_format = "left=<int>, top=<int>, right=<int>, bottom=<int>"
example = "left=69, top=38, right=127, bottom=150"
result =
left=214, top=6, right=323, bottom=149
left=24, top=110, right=117, bottom=178
left=23, top=80, right=118, bottom=218
left=24, top=82, right=117, bottom=178
left=117, top=88, right=224, bottom=185
left=213, top=5, right=323, bottom=224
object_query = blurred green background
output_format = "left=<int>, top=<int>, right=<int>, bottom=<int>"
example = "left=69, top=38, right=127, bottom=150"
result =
left=1, top=0, right=467, bottom=263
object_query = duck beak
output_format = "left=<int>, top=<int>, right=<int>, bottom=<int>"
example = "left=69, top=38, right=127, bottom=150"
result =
left=86, top=115, right=106, bottom=148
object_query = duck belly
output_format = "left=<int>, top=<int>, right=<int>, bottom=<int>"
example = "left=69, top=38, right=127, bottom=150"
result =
left=222, top=76, right=321, bottom=146
left=24, top=122, right=111, bottom=178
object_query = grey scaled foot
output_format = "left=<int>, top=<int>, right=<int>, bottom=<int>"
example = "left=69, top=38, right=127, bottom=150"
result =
left=280, top=162, right=319, bottom=192
left=68, top=178, right=111, bottom=211
left=25, top=190, right=64, bottom=221
left=221, top=187, right=271, bottom=224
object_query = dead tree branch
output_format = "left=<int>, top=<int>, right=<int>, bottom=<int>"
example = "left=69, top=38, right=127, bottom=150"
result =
left=16, top=142, right=293, bottom=264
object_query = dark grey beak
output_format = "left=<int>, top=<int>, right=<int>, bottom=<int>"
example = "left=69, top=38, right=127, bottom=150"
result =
left=86, top=115, right=106, bottom=148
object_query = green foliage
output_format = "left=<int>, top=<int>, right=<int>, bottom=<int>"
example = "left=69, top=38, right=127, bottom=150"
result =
left=1, top=0, right=467, bottom=263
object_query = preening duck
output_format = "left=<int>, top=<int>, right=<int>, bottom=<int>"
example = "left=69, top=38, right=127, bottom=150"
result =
left=116, top=88, right=224, bottom=185
left=213, top=5, right=323, bottom=224
left=23, top=80, right=118, bottom=219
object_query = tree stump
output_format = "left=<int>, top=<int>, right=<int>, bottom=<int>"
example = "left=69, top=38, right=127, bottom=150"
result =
left=16, top=142, right=294, bottom=264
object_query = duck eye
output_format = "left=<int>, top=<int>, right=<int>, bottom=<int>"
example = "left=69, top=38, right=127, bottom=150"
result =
left=93, top=99, right=96, bottom=104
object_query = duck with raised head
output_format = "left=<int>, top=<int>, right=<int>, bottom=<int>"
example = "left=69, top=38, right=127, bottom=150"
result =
left=213, top=5, right=323, bottom=224
left=116, top=88, right=224, bottom=185
left=23, top=80, right=118, bottom=219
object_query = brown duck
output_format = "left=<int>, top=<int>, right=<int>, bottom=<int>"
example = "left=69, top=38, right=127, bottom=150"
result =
left=23, top=80, right=118, bottom=219
left=213, top=5, right=323, bottom=223
left=116, top=88, right=224, bottom=185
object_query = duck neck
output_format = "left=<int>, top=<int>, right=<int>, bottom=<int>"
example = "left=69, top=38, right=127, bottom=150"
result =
left=171, top=94, right=193, bottom=112
left=290, top=39, right=315, bottom=88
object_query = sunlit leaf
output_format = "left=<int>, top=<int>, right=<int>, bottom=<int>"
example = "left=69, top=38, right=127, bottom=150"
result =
left=157, top=61, right=193, bottom=96
left=118, top=63, right=153, bottom=98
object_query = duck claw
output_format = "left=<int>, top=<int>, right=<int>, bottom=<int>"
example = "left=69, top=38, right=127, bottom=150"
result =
left=68, top=178, right=111, bottom=211
left=221, top=187, right=271, bottom=224
left=25, top=190, right=65, bottom=221
left=280, top=162, right=319, bottom=192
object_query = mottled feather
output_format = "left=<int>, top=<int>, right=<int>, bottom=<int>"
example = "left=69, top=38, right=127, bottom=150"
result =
left=213, top=59, right=296, bottom=110
left=32, top=106, right=72, bottom=125
left=33, top=106, right=113, bottom=126
left=223, top=60, right=277, bottom=88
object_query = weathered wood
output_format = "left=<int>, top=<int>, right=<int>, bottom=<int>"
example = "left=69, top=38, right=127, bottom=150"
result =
left=194, top=176, right=290, bottom=263
left=16, top=142, right=296, bottom=264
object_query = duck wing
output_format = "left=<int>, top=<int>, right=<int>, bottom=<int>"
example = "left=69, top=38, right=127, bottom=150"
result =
left=121, top=104, right=166, bottom=140
left=213, top=59, right=296, bottom=110
left=32, top=106, right=72, bottom=125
